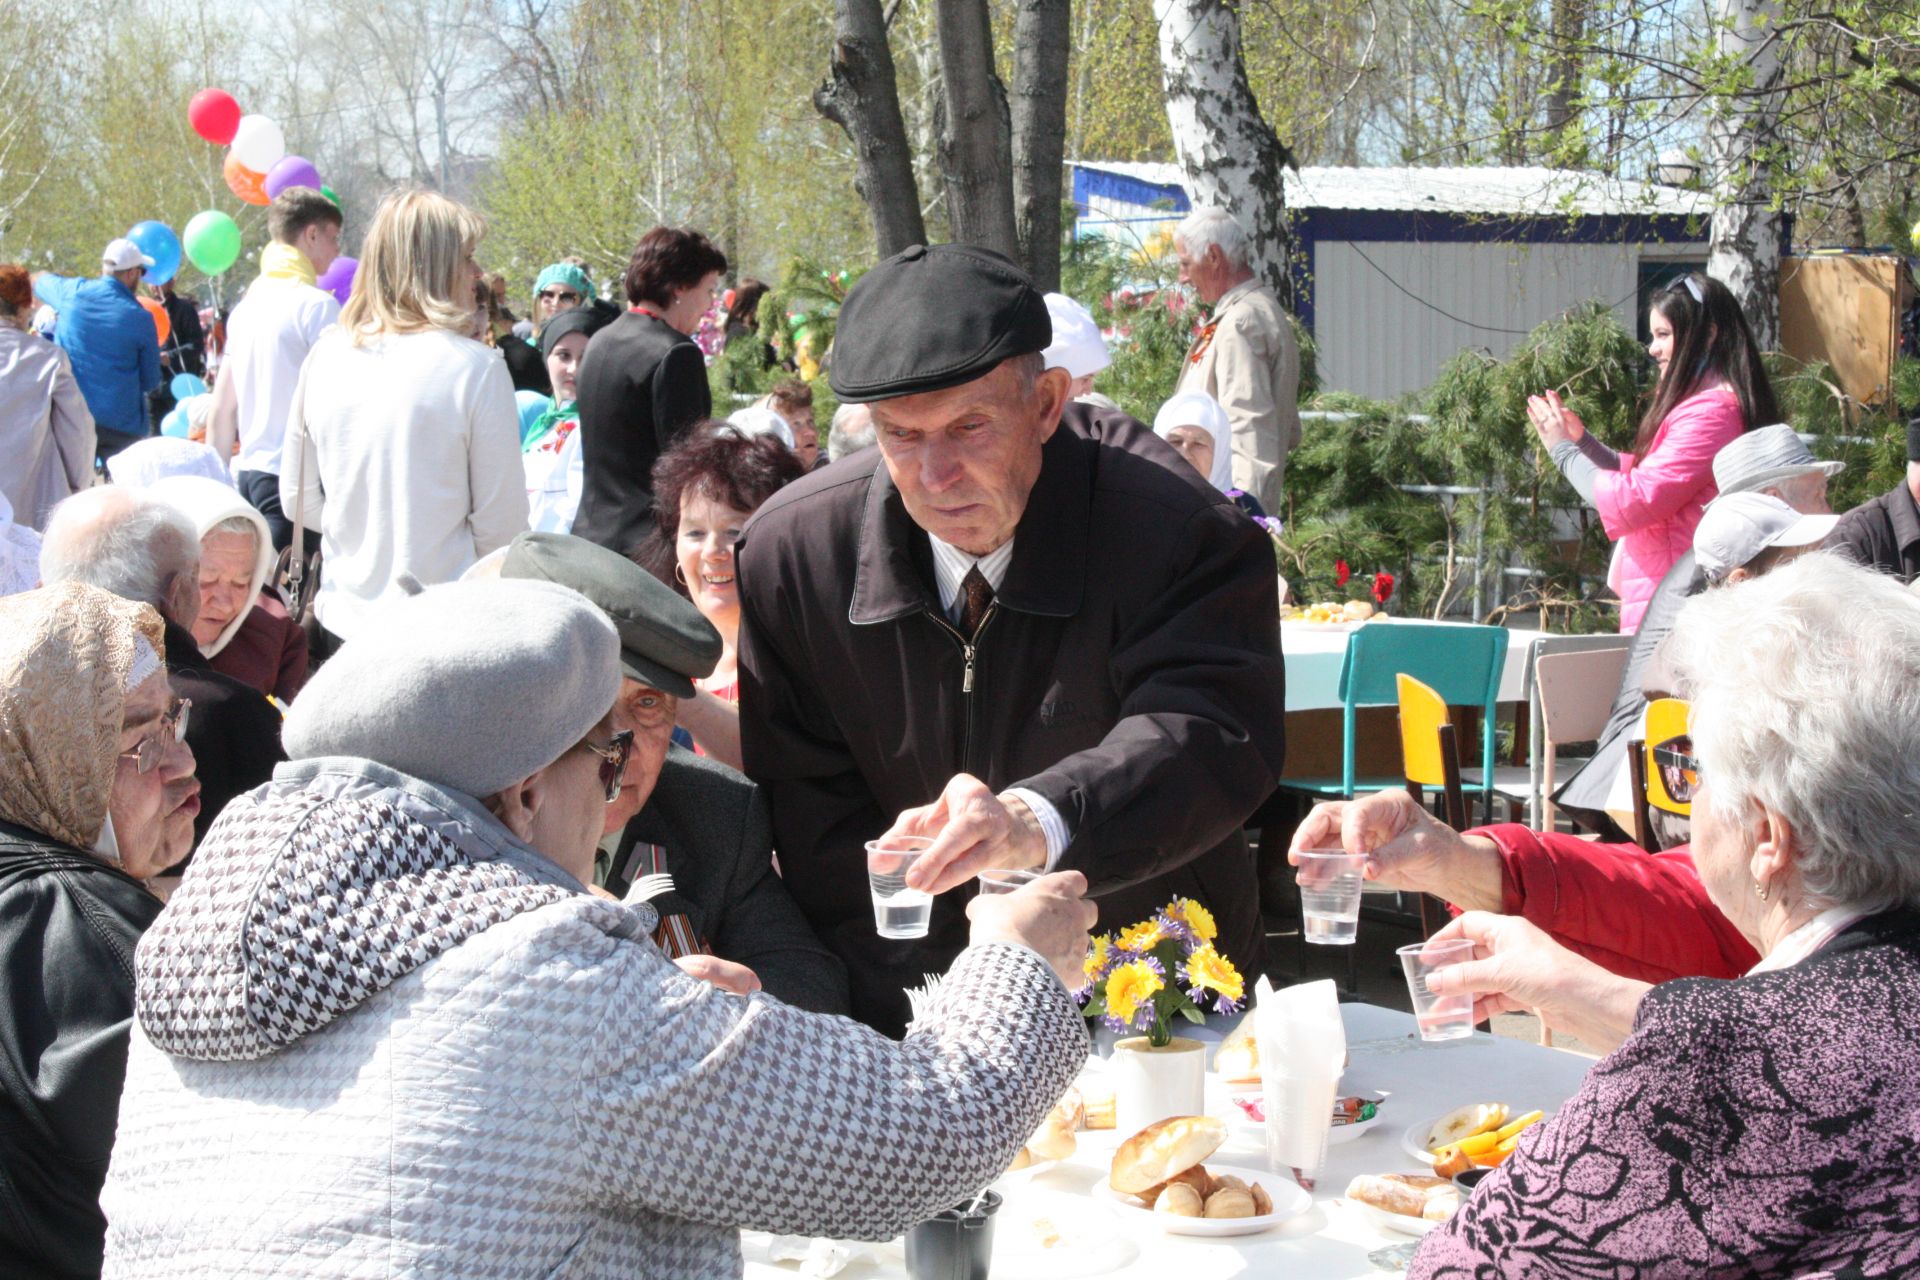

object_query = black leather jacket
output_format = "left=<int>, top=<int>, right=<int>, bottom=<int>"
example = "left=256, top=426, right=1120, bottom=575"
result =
left=0, top=818, right=162, bottom=1278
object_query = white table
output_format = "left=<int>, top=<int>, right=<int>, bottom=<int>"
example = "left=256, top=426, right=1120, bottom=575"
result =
left=743, top=1003, right=1595, bottom=1278
left=1281, top=623, right=1544, bottom=713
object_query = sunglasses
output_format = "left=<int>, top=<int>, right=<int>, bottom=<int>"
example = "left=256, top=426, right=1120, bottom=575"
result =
left=1650, top=734, right=1700, bottom=805
left=583, top=729, right=636, bottom=803
left=121, top=698, right=191, bottom=775
left=539, top=289, right=581, bottom=305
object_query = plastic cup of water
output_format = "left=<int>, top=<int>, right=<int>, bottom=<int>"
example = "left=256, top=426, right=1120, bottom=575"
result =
left=1295, top=849, right=1368, bottom=945
left=975, top=867, right=1043, bottom=896
left=867, top=837, right=936, bottom=939
left=1398, top=938, right=1478, bottom=1041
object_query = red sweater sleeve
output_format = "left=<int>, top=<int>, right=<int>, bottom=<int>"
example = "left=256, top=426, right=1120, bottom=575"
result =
left=1467, top=824, right=1758, bottom=982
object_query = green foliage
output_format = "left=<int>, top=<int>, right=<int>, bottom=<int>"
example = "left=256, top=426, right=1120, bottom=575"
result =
left=1774, top=353, right=1920, bottom=512
left=708, top=255, right=863, bottom=418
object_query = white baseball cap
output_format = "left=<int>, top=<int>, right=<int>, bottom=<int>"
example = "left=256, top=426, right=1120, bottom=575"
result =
left=1694, top=491, right=1839, bottom=581
left=102, top=238, right=155, bottom=273
left=1041, top=292, right=1111, bottom=379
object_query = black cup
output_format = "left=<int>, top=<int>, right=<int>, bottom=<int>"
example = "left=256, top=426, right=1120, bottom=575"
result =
left=1451, top=1166, right=1494, bottom=1197
left=905, top=1190, right=1002, bottom=1280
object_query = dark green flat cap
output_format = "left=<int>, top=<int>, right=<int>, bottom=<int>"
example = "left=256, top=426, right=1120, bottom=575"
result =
left=501, top=532, right=721, bottom=698
left=828, top=243, right=1052, bottom=403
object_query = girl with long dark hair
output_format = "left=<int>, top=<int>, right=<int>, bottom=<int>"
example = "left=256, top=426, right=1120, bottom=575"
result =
left=1526, top=272, right=1782, bottom=632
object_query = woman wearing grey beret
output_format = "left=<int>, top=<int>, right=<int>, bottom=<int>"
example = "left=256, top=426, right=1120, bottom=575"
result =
left=101, top=578, right=1098, bottom=1278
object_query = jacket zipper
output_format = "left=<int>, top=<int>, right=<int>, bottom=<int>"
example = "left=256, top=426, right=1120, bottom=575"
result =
left=931, top=602, right=998, bottom=771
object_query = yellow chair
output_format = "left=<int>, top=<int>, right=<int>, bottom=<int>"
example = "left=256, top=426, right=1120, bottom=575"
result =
left=1397, top=673, right=1469, bottom=830
left=1629, top=697, right=1693, bottom=849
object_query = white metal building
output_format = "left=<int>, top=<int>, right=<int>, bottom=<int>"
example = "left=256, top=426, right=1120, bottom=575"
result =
left=1071, top=161, right=1712, bottom=402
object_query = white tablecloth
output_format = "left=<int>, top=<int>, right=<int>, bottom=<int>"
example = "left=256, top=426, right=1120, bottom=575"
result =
left=1282, top=624, right=1544, bottom=713
left=743, top=1003, right=1596, bottom=1278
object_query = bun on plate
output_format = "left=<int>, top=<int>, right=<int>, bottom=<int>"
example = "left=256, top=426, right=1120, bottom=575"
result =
left=1109, top=1116, right=1227, bottom=1196
left=1346, top=1172, right=1460, bottom=1222
left=1212, top=1024, right=1259, bottom=1084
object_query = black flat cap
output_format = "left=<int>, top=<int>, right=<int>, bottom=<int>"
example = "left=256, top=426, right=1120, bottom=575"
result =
left=829, top=244, right=1053, bottom=403
left=500, top=532, right=721, bottom=698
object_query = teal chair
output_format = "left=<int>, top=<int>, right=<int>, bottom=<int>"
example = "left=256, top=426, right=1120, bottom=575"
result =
left=1277, top=620, right=1511, bottom=820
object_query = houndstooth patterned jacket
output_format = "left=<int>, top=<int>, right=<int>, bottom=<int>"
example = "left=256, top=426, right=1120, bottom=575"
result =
left=101, top=759, right=1088, bottom=1278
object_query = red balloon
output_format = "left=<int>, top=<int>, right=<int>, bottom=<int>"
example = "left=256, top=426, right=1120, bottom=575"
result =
left=189, top=88, right=242, bottom=146
left=223, top=152, right=270, bottom=207
left=138, top=295, right=171, bottom=346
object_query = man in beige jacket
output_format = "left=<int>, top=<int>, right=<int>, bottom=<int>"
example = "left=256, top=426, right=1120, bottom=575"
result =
left=1174, top=206, right=1300, bottom=515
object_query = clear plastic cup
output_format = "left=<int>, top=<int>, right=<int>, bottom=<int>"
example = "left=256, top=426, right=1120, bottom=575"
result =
left=1398, top=937, right=1478, bottom=1041
left=975, top=867, right=1043, bottom=896
left=1294, top=849, right=1369, bottom=945
left=867, top=837, right=936, bottom=939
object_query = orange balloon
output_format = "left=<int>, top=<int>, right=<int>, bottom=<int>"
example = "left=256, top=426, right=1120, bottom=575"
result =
left=139, top=295, right=171, bottom=346
left=223, top=151, right=269, bottom=206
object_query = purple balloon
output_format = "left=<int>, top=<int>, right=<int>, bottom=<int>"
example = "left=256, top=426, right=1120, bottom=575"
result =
left=264, top=154, right=323, bottom=200
left=317, top=255, right=358, bottom=305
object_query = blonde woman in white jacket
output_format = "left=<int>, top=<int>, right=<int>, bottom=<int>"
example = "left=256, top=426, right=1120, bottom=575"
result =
left=281, top=190, right=528, bottom=647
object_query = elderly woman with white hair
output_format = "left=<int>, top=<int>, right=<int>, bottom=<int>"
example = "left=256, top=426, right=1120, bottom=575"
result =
left=100, top=577, right=1096, bottom=1276
left=1403, top=552, right=1920, bottom=1277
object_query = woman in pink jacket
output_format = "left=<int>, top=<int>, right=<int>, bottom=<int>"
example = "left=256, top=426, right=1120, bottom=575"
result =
left=1526, top=273, right=1780, bottom=632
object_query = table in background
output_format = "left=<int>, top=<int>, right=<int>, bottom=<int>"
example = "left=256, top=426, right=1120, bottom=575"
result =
left=743, top=1002, right=1596, bottom=1279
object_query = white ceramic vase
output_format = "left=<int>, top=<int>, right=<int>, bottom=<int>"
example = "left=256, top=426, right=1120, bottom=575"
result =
left=1112, top=1035, right=1206, bottom=1137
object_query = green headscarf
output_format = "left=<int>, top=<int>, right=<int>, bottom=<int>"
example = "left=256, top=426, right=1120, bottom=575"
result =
left=534, top=263, right=596, bottom=306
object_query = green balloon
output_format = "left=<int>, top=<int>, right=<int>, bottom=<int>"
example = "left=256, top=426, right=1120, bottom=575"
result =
left=321, top=185, right=340, bottom=207
left=183, top=209, right=242, bottom=276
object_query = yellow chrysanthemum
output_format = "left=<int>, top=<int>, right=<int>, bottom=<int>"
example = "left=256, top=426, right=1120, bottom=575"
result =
left=1082, top=934, right=1112, bottom=983
left=1167, top=897, right=1218, bottom=942
left=1181, top=944, right=1244, bottom=1004
left=1117, top=919, right=1167, bottom=953
left=1103, top=958, right=1164, bottom=1025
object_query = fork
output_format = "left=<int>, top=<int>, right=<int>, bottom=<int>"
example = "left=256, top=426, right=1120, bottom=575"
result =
left=626, top=872, right=677, bottom=904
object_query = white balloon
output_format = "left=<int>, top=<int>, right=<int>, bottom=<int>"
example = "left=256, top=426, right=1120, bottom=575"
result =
left=229, top=114, right=286, bottom=173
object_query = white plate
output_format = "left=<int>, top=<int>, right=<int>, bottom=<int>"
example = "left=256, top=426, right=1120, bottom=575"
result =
left=1352, top=1198, right=1441, bottom=1238
left=993, top=1156, right=1060, bottom=1185
left=992, top=1201, right=1139, bottom=1278
left=1230, top=1094, right=1383, bottom=1146
left=1097, top=1161, right=1312, bottom=1237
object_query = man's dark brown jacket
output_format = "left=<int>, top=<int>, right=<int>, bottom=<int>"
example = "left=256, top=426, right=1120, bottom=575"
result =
left=736, top=407, right=1286, bottom=1033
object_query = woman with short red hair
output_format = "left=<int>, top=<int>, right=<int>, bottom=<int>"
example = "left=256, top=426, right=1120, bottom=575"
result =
left=570, top=226, right=728, bottom=556
left=0, top=263, right=96, bottom=530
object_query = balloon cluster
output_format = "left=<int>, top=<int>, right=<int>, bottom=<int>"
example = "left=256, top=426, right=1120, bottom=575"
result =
left=173, top=87, right=342, bottom=280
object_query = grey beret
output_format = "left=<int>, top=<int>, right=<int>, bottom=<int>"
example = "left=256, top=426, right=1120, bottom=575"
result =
left=284, top=578, right=621, bottom=800
left=499, top=531, right=721, bottom=698
left=828, top=243, right=1052, bottom=403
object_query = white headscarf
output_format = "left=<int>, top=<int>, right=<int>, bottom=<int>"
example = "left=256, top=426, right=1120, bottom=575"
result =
left=726, top=405, right=796, bottom=450
left=145, top=475, right=275, bottom=657
left=105, top=436, right=235, bottom=489
left=0, top=491, right=42, bottom=599
left=1154, top=391, right=1235, bottom=493
left=1042, top=293, right=1111, bottom=378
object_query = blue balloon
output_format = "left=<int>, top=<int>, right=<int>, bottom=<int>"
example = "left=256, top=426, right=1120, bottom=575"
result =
left=160, top=395, right=202, bottom=438
left=127, top=220, right=183, bottom=286
left=170, top=373, right=208, bottom=400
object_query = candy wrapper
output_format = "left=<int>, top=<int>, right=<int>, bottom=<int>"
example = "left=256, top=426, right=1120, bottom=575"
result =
left=1254, top=976, right=1345, bottom=1189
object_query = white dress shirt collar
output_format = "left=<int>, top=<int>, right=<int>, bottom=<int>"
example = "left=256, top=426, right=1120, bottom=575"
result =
left=928, top=535, right=1015, bottom=620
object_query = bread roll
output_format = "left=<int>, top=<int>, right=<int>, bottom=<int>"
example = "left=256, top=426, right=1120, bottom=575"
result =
left=1081, top=1086, right=1116, bottom=1130
left=1346, top=1172, right=1458, bottom=1222
left=1141, top=1164, right=1214, bottom=1203
left=1422, top=1187, right=1462, bottom=1221
left=1250, top=1182, right=1273, bottom=1215
left=1203, top=1187, right=1255, bottom=1219
left=1051, top=1086, right=1085, bottom=1131
left=1153, top=1183, right=1203, bottom=1217
left=1211, top=1173, right=1249, bottom=1195
left=1109, top=1116, right=1228, bottom=1195
left=1006, top=1146, right=1033, bottom=1172
left=1342, top=599, right=1375, bottom=621
left=1212, top=1024, right=1259, bottom=1084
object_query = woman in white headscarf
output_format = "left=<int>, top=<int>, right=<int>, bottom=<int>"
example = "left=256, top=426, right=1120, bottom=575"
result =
left=1154, top=390, right=1267, bottom=519
left=725, top=404, right=796, bottom=450
left=146, top=475, right=309, bottom=702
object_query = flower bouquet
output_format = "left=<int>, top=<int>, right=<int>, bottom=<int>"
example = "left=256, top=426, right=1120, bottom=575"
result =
left=1077, top=898, right=1245, bottom=1047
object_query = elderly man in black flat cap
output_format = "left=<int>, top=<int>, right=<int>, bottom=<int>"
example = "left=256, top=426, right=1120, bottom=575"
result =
left=734, top=244, right=1287, bottom=1034
left=498, top=531, right=850, bottom=1014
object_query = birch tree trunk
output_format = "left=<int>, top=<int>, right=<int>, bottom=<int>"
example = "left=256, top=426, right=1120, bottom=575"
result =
left=934, top=0, right=1019, bottom=260
left=1704, top=0, right=1785, bottom=351
left=815, top=0, right=927, bottom=258
left=1153, top=0, right=1296, bottom=307
left=1010, top=0, right=1070, bottom=290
